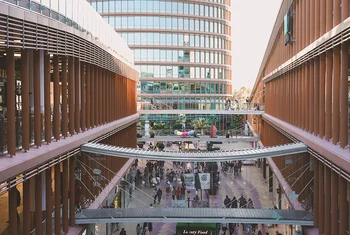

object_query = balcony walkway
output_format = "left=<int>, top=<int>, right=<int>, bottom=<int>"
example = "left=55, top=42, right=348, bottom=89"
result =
left=137, top=135, right=260, bottom=143
left=80, top=142, right=307, bottom=162
left=138, top=109, right=264, bottom=115
left=75, top=207, right=313, bottom=226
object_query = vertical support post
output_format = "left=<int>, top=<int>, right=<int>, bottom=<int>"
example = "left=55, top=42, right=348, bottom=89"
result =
left=325, top=51, right=333, bottom=141
left=55, top=164, right=61, bottom=235
left=23, top=179, right=31, bottom=235
left=340, top=43, right=348, bottom=147
left=35, top=173, right=43, bottom=235
left=81, top=62, right=86, bottom=132
left=75, top=58, right=80, bottom=133
left=46, top=168, right=52, bottom=235
left=6, top=48, right=16, bottom=155
left=62, top=56, right=68, bottom=138
left=21, top=49, right=30, bottom=151
left=91, top=65, right=95, bottom=128
left=319, top=54, right=326, bottom=138
left=62, top=159, right=69, bottom=232
left=324, top=167, right=331, bottom=235
left=86, top=63, right=91, bottom=129
left=318, top=163, right=325, bottom=234
left=314, top=57, right=320, bottom=136
left=53, top=55, right=60, bottom=140
left=8, top=182, right=18, bottom=235
left=34, top=50, right=42, bottom=147
left=69, top=156, right=76, bottom=225
left=68, top=57, right=75, bottom=136
left=268, top=167, right=273, bottom=192
left=44, top=53, right=51, bottom=143
left=332, top=46, right=341, bottom=144
left=313, top=159, right=319, bottom=225
left=331, top=170, right=338, bottom=235
left=338, top=176, right=347, bottom=235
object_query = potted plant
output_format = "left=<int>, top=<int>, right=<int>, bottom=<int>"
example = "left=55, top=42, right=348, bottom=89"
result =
left=156, top=141, right=165, bottom=151
left=150, top=132, right=155, bottom=138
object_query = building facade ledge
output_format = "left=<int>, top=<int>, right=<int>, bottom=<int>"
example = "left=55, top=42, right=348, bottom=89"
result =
left=0, top=113, right=139, bottom=183
left=262, top=113, right=350, bottom=174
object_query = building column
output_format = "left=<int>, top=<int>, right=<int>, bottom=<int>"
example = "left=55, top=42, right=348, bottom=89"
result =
left=23, top=178, right=31, bottom=235
left=75, top=58, right=80, bottom=133
left=268, top=167, right=273, bottom=192
left=44, top=53, right=51, bottom=144
left=45, top=168, right=52, bottom=235
left=86, top=63, right=91, bottom=129
left=313, top=159, right=319, bottom=226
left=34, top=50, right=42, bottom=147
left=81, top=62, right=86, bottom=132
left=319, top=53, right=326, bottom=138
left=62, top=159, right=69, bottom=233
left=314, top=57, right=320, bottom=136
left=340, top=42, right=348, bottom=148
left=325, top=50, right=333, bottom=141
left=61, top=56, right=68, bottom=138
left=21, top=49, right=30, bottom=151
left=6, top=48, right=16, bottom=155
left=324, top=167, right=331, bottom=235
left=91, top=65, right=95, bottom=128
left=332, top=46, right=341, bottom=144
left=69, top=156, right=76, bottom=225
left=318, top=163, right=324, bottom=234
left=9, top=182, right=18, bottom=235
left=35, top=173, right=43, bottom=235
left=331, top=170, right=338, bottom=235
left=68, top=56, right=75, bottom=136
left=55, top=164, right=61, bottom=235
left=53, top=55, right=60, bottom=140
left=338, top=176, right=347, bottom=235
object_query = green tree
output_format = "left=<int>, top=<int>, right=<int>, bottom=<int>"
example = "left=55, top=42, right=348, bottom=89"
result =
left=156, top=142, right=165, bottom=151
left=191, top=118, right=209, bottom=135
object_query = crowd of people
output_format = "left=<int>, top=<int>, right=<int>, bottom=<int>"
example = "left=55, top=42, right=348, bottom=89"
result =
left=222, top=194, right=256, bottom=235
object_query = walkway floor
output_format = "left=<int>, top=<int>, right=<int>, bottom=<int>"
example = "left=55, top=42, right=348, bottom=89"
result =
left=98, top=142, right=291, bottom=235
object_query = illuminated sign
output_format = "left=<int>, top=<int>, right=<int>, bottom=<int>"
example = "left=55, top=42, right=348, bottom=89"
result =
left=181, top=229, right=209, bottom=235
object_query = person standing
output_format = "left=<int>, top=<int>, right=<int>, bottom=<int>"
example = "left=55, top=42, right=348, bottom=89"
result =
left=136, top=224, right=142, bottom=235
left=231, top=196, right=238, bottom=208
left=156, top=188, right=163, bottom=204
left=224, top=195, right=231, bottom=208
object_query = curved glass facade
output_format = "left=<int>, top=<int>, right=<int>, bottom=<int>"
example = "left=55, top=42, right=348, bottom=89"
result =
left=89, top=0, right=232, bottom=111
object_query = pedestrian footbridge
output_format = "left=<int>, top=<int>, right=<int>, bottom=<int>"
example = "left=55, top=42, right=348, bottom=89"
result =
left=137, top=135, right=260, bottom=143
left=81, top=142, right=308, bottom=162
left=75, top=208, right=313, bottom=226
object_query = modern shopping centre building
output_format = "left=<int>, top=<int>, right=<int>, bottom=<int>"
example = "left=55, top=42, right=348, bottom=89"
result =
left=88, top=0, right=234, bottom=133
left=0, top=0, right=138, bottom=234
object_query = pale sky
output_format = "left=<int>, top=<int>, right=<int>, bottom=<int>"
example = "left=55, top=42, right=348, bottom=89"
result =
left=231, top=0, right=282, bottom=91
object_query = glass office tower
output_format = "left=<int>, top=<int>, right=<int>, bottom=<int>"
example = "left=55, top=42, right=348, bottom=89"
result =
left=89, top=0, right=233, bottom=134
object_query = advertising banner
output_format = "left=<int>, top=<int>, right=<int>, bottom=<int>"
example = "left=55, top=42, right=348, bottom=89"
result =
left=183, top=173, right=210, bottom=190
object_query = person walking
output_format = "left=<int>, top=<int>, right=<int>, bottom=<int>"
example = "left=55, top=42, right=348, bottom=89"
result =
left=224, top=195, right=231, bottom=208
left=156, top=187, right=163, bottom=204
left=136, top=224, right=142, bottom=235
left=119, top=228, right=126, bottom=235
left=172, top=186, right=176, bottom=200
left=152, top=188, right=157, bottom=204
left=247, top=198, right=254, bottom=208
